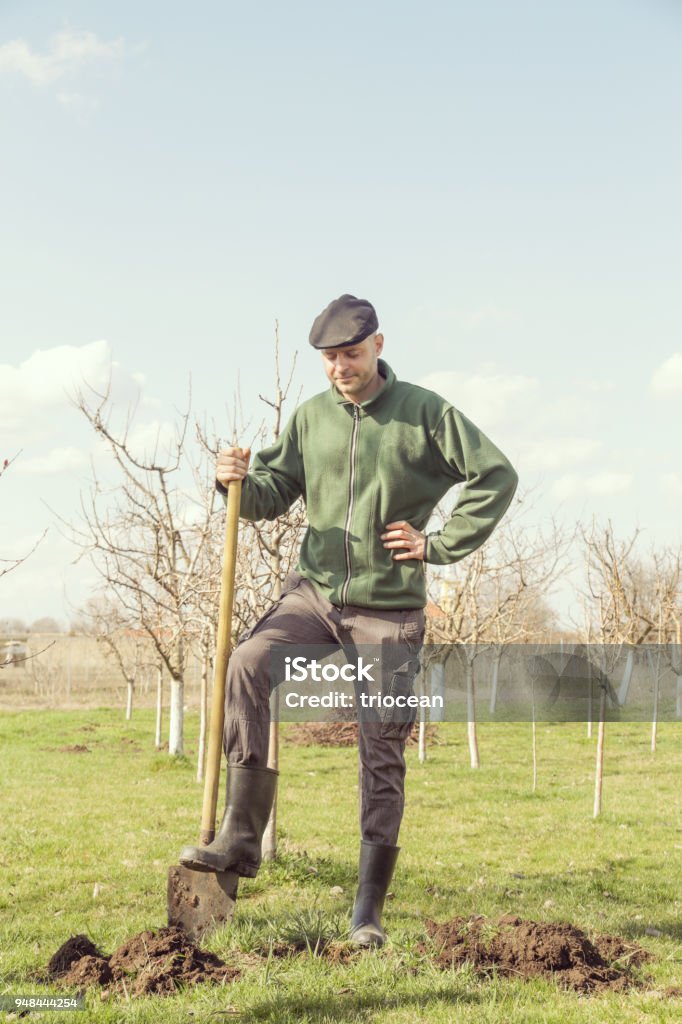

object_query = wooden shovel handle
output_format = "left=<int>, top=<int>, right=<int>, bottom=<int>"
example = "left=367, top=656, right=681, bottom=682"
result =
left=199, top=480, right=241, bottom=845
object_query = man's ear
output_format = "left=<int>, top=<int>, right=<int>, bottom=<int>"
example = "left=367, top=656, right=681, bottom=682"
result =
left=374, top=333, right=384, bottom=356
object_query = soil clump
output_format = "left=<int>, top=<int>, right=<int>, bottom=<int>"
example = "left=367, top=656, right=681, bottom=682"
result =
left=424, top=914, right=650, bottom=993
left=48, top=927, right=240, bottom=997
left=258, top=938, right=360, bottom=964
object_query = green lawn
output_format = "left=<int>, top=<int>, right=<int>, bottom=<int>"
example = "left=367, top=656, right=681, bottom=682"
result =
left=1, top=710, right=681, bottom=1022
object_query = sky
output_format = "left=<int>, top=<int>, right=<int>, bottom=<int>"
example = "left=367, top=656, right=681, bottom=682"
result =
left=1, top=0, right=681, bottom=629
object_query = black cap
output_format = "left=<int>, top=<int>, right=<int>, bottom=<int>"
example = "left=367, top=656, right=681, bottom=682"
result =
left=309, top=294, right=379, bottom=350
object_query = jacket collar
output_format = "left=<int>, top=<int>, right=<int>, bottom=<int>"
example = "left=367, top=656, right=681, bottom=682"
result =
left=330, top=359, right=396, bottom=411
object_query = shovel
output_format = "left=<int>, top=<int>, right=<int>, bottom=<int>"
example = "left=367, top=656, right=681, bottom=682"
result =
left=167, top=479, right=242, bottom=942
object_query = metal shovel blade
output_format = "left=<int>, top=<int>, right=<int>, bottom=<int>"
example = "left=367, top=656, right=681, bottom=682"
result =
left=167, top=865, right=239, bottom=943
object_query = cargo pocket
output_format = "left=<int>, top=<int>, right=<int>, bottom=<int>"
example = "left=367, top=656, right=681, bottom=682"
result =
left=399, top=609, right=426, bottom=654
left=379, top=657, right=421, bottom=740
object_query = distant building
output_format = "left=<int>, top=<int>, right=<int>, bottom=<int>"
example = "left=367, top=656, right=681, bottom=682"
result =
left=0, top=636, right=28, bottom=668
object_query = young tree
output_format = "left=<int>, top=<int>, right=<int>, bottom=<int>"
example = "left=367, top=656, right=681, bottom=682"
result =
left=65, top=384, right=213, bottom=755
left=425, top=494, right=567, bottom=769
left=576, top=520, right=675, bottom=814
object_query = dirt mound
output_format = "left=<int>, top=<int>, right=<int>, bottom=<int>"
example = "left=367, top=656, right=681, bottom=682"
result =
left=424, top=915, right=650, bottom=993
left=63, top=955, right=113, bottom=988
left=48, top=934, right=104, bottom=976
left=259, top=939, right=360, bottom=964
left=58, top=744, right=91, bottom=753
left=286, top=721, right=437, bottom=747
left=48, top=927, right=240, bottom=997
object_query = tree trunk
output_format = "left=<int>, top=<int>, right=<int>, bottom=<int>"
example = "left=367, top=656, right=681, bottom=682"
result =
left=262, top=718, right=279, bottom=862
left=489, top=652, right=501, bottom=714
left=651, top=649, right=660, bottom=754
left=155, top=665, right=163, bottom=749
left=617, top=648, right=635, bottom=706
left=418, top=716, right=426, bottom=763
left=126, top=680, right=134, bottom=721
left=466, top=660, right=480, bottom=769
left=197, top=651, right=209, bottom=782
left=531, top=678, right=537, bottom=792
left=168, top=673, right=184, bottom=756
left=593, top=689, right=606, bottom=818
left=262, top=564, right=282, bottom=862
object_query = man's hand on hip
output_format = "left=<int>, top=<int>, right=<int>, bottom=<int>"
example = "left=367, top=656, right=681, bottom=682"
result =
left=216, top=447, right=251, bottom=487
left=381, top=520, right=426, bottom=561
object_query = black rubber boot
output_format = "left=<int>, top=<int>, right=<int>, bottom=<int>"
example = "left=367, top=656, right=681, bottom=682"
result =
left=349, top=840, right=400, bottom=947
left=179, top=764, right=278, bottom=877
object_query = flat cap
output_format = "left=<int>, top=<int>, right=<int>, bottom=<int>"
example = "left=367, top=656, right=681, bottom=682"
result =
left=309, top=294, right=379, bottom=350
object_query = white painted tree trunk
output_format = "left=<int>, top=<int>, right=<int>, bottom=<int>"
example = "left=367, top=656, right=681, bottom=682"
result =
left=262, top=716, right=279, bottom=861
left=169, top=674, right=184, bottom=756
left=431, top=662, right=445, bottom=721
left=617, top=648, right=635, bottom=706
left=489, top=653, right=501, bottom=714
left=418, top=715, right=426, bottom=763
left=651, top=650, right=660, bottom=754
left=125, top=680, right=134, bottom=721
left=466, top=660, right=480, bottom=769
left=155, top=665, right=163, bottom=749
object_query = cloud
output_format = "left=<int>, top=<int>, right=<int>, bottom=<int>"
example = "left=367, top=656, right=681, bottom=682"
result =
left=15, top=447, right=89, bottom=475
left=519, top=438, right=602, bottom=472
left=0, top=340, right=145, bottom=436
left=551, top=472, right=633, bottom=500
left=650, top=353, right=682, bottom=395
left=1, top=340, right=108, bottom=431
left=0, top=30, right=125, bottom=86
left=417, top=370, right=538, bottom=430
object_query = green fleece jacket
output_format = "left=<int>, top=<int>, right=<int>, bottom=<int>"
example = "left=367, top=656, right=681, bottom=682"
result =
left=228, top=360, right=518, bottom=609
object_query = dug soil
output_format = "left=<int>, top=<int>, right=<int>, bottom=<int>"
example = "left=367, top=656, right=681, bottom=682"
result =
left=285, top=720, right=437, bottom=747
left=48, top=928, right=240, bottom=997
left=424, top=914, right=651, bottom=993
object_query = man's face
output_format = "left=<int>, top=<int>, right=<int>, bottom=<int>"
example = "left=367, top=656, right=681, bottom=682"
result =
left=321, top=334, right=384, bottom=400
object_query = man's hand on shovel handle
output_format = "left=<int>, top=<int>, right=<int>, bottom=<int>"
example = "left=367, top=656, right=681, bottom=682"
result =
left=217, top=447, right=251, bottom=487
left=381, top=520, right=426, bottom=561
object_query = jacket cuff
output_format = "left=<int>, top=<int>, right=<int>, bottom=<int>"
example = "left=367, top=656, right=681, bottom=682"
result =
left=424, top=535, right=439, bottom=564
left=215, top=478, right=228, bottom=495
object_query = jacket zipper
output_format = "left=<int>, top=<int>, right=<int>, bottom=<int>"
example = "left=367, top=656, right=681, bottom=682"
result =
left=341, top=405, right=360, bottom=604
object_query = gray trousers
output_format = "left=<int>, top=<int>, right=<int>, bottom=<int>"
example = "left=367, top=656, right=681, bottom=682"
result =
left=224, top=573, right=425, bottom=846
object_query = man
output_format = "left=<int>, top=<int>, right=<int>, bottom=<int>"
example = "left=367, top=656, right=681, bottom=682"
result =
left=180, top=294, right=518, bottom=946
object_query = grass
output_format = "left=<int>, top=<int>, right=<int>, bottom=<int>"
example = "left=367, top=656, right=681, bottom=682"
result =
left=0, top=709, right=681, bottom=1022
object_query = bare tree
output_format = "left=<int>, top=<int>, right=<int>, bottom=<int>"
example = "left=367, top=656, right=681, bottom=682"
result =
left=1, top=453, right=46, bottom=586
left=64, top=382, right=214, bottom=755
left=425, top=493, right=567, bottom=769
left=75, top=595, right=151, bottom=720
left=1, top=454, right=51, bottom=672
left=576, top=521, right=682, bottom=813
